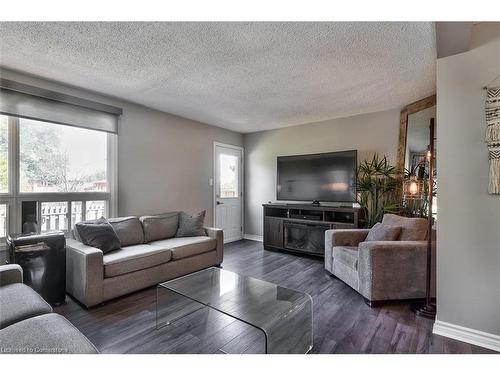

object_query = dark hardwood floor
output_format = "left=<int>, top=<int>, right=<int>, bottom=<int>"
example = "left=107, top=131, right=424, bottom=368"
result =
left=55, top=240, right=494, bottom=354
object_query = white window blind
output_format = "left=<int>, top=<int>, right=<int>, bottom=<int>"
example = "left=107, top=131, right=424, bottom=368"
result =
left=0, top=79, right=122, bottom=134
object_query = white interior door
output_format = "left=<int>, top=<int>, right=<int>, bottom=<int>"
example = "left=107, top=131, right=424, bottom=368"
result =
left=214, top=143, right=243, bottom=243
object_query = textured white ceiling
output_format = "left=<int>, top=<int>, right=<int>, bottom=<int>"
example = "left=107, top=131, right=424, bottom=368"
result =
left=0, top=22, right=436, bottom=133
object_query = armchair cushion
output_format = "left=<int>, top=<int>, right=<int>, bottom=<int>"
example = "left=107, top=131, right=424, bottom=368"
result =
left=0, top=313, right=98, bottom=354
left=382, top=214, right=428, bottom=241
left=365, top=222, right=401, bottom=241
left=0, top=283, right=52, bottom=329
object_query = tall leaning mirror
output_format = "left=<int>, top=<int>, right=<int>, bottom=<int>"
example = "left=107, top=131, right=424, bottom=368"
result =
left=397, top=95, right=437, bottom=222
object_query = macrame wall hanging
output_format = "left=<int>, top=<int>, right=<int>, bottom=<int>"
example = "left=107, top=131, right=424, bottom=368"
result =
left=485, top=87, right=500, bottom=194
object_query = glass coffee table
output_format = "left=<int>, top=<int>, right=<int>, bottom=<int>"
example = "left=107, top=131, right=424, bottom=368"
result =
left=156, top=267, right=313, bottom=354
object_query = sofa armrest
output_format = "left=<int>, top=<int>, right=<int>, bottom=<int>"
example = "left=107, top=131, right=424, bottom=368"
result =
left=204, top=227, right=224, bottom=265
left=325, top=229, right=369, bottom=252
left=358, top=241, right=434, bottom=301
left=65, top=238, right=104, bottom=307
left=0, top=264, right=23, bottom=286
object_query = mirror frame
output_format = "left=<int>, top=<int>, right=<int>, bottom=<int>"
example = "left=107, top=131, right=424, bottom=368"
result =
left=397, top=94, right=436, bottom=175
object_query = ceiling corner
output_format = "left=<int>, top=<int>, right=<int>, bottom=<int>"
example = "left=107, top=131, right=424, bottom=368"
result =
left=436, top=22, right=474, bottom=59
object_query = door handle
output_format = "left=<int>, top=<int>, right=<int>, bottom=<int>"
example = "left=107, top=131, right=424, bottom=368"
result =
left=216, top=201, right=224, bottom=205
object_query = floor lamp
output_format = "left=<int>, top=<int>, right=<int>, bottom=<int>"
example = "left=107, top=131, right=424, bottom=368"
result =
left=405, top=118, right=437, bottom=319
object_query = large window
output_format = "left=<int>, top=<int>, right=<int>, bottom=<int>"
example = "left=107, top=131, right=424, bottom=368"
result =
left=19, top=118, right=108, bottom=193
left=0, top=203, right=7, bottom=238
left=41, top=201, right=68, bottom=232
left=0, top=115, right=116, bottom=239
left=0, top=115, right=8, bottom=193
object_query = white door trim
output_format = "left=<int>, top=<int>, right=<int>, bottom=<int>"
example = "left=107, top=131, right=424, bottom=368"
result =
left=213, top=142, right=244, bottom=243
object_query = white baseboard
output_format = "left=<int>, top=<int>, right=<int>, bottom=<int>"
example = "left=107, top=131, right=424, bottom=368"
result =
left=243, top=233, right=263, bottom=242
left=224, top=237, right=243, bottom=244
left=433, top=320, right=500, bottom=352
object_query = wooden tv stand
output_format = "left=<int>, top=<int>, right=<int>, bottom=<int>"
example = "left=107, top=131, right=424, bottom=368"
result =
left=262, top=203, right=363, bottom=257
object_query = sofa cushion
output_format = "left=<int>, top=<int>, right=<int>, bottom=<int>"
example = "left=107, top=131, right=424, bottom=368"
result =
left=149, top=236, right=216, bottom=260
left=76, top=217, right=121, bottom=253
left=108, top=216, right=144, bottom=246
left=333, top=246, right=359, bottom=270
left=382, top=214, right=428, bottom=241
left=0, top=283, right=52, bottom=329
left=175, top=210, right=206, bottom=237
left=365, top=222, right=401, bottom=242
left=103, top=244, right=172, bottom=278
left=0, top=313, right=98, bottom=354
left=140, top=212, right=179, bottom=242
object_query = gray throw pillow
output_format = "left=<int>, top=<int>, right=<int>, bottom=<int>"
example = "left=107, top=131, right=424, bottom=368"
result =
left=108, top=216, right=144, bottom=246
left=75, top=217, right=121, bottom=253
left=175, top=210, right=206, bottom=237
left=140, top=212, right=179, bottom=242
left=365, top=222, right=401, bottom=242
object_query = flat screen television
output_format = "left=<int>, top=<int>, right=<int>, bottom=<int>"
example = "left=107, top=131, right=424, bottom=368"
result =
left=277, top=150, right=357, bottom=203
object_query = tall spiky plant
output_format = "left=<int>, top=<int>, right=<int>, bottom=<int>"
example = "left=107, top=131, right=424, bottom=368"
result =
left=357, top=154, right=400, bottom=228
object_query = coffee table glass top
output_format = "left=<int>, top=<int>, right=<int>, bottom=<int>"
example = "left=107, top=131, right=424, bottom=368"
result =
left=157, top=267, right=313, bottom=354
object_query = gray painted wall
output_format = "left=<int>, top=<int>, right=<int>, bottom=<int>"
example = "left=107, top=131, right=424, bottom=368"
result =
left=116, top=105, right=242, bottom=220
left=0, top=68, right=243, bottom=226
left=243, top=109, right=401, bottom=236
left=436, top=22, right=500, bottom=335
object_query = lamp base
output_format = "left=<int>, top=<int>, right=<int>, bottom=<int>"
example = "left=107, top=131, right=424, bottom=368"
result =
left=411, top=301, right=436, bottom=320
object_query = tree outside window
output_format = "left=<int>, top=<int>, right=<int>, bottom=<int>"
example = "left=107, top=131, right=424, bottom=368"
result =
left=19, top=118, right=108, bottom=193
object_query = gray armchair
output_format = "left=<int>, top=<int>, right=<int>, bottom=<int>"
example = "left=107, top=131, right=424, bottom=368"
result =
left=0, top=264, right=23, bottom=287
left=324, top=214, right=435, bottom=306
left=0, top=264, right=98, bottom=353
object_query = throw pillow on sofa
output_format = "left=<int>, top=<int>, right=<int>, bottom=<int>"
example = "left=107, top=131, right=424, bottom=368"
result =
left=108, top=216, right=144, bottom=246
left=140, top=212, right=179, bottom=243
left=365, top=222, right=401, bottom=242
left=75, top=217, right=121, bottom=253
left=176, top=210, right=206, bottom=237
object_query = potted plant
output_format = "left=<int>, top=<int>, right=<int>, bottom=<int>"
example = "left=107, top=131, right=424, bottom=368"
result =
left=356, top=154, right=400, bottom=228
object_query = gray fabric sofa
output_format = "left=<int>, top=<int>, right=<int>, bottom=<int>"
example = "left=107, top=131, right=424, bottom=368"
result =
left=0, top=264, right=97, bottom=354
left=324, top=214, right=436, bottom=306
left=66, top=213, right=224, bottom=307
